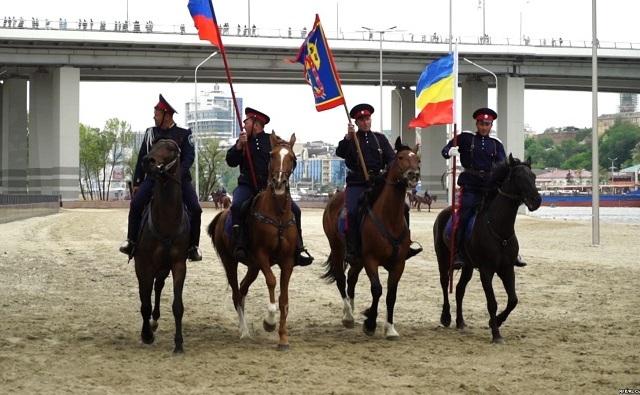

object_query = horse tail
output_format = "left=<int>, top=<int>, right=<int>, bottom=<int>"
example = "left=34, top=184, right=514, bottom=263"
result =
left=321, top=253, right=337, bottom=283
left=207, top=211, right=222, bottom=241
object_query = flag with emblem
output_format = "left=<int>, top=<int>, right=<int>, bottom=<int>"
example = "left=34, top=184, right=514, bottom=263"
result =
left=290, top=14, right=346, bottom=111
left=408, top=52, right=457, bottom=128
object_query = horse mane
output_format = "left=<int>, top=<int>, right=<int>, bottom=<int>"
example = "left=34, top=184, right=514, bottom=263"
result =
left=361, top=145, right=413, bottom=208
left=479, top=157, right=519, bottom=212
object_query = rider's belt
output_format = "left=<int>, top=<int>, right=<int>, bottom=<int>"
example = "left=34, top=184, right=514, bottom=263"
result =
left=463, top=168, right=487, bottom=178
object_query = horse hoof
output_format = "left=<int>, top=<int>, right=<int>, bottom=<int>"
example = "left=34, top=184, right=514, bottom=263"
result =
left=150, top=320, right=159, bottom=332
left=342, top=319, right=355, bottom=329
left=173, top=345, right=184, bottom=354
left=456, top=321, right=466, bottom=331
left=492, top=337, right=505, bottom=345
left=276, top=344, right=290, bottom=352
left=362, top=323, right=376, bottom=336
left=441, top=314, right=451, bottom=328
left=384, top=323, right=400, bottom=339
left=141, top=334, right=155, bottom=345
left=263, top=320, right=276, bottom=332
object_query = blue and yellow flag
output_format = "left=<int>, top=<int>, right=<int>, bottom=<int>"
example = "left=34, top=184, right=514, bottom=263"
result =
left=291, top=15, right=345, bottom=111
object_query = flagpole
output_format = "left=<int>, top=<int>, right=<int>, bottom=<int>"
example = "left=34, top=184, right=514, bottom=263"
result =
left=341, top=103, right=369, bottom=182
left=448, top=0, right=457, bottom=292
left=206, top=0, right=257, bottom=190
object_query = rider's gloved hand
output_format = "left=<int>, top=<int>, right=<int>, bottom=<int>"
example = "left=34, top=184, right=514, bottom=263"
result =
left=447, top=146, right=459, bottom=157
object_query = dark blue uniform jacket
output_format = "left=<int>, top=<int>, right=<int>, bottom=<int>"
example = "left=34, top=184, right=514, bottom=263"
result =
left=441, top=131, right=506, bottom=189
left=336, top=131, right=395, bottom=186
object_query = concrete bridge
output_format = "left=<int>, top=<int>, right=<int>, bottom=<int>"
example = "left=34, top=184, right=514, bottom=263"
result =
left=2, top=27, right=639, bottom=199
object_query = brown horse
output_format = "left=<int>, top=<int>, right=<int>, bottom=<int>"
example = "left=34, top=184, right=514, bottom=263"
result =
left=323, top=138, right=420, bottom=339
left=134, top=139, right=189, bottom=353
left=208, top=132, right=298, bottom=350
left=415, top=191, right=437, bottom=212
left=212, top=193, right=231, bottom=209
left=433, top=155, right=541, bottom=343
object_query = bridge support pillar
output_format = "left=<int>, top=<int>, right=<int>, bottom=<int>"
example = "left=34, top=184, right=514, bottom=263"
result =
left=418, top=125, right=448, bottom=200
left=461, top=78, right=489, bottom=131
left=29, top=67, right=80, bottom=200
left=0, top=78, right=29, bottom=194
left=390, top=86, right=416, bottom=145
left=497, top=76, right=525, bottom=159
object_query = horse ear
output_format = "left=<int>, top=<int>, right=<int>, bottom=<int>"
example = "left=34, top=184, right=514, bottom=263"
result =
left=394, top=136, right=402, bottom=151
left=525, top=156, right=532, bottom=166
left=413, top=143, right=420, bottom=155
left=289, top=133, right=296, bottom=147
left=269, top=131, right=278, bottom=147
left=508, top=153, right=514, bottom=165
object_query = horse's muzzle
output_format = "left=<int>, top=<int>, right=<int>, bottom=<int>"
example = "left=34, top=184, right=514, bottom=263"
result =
left=271, top=178, right=288, bottom=195
left=405, top=170, right=420, bottom=188
left=524, top=194, right=542, bottom=211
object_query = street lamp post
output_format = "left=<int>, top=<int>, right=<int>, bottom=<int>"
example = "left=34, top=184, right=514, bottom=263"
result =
left=478, top=0, right=486, bottom=41
left=194, top=51, right=219, bottom=200
left=608, top=157, right=618, bottom=183
left=463, top=57, right=498, bottom=133
left=361, top=26, right=397, bottom=133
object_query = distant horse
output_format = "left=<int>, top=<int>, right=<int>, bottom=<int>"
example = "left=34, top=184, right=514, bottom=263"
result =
left=323, top=138, right=421, bottom=339
left=406, top=190, right=418, bottom=208
left=415, top=192, right=437, bottom=212
left=134, top=139, right=189, bottom=353
left=208, top=132, right=298, bottom=350
left=212, top=192, right=231, bottom=209
left=433, top=155, right=541, bottom=343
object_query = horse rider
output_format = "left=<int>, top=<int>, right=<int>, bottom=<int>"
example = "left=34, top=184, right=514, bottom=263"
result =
left=441, top=107, right=526, bottom=269
left=336, top=103, right=423, bottom=263
left=119, top=94, right=203, bottom=261
left=226, top=107, right=314, bottom=267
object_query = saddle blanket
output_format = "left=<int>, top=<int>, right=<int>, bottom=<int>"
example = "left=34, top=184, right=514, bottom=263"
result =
left=444, top=213, right=476, bottom=242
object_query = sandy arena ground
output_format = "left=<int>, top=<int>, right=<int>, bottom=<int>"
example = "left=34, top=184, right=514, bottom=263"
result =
left=0, top=207, right=638, bottom=394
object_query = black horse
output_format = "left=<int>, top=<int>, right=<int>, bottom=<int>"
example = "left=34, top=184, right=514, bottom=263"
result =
left=433, top=154, right=541, bottom=343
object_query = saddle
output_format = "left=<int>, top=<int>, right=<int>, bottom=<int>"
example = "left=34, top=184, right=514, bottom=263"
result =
left=444, top=212, right=477, bottom=243
left=223, top=197, right=254, bottom=240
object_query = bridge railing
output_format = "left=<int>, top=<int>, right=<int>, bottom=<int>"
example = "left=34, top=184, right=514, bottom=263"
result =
left=1, top=16, right=638, bottom=50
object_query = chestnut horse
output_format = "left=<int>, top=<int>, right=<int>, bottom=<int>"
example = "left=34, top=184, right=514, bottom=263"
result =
left=134, top=139, right=189, bottom=353
left=433, top=155, right=541, bottom=343
left=208, top=132, right=298, bottom=350
left=323, top=138, right=420, bottom=339
left=212, top=193, right=231, bottom=209
left=415, top=191, right=437, bottom=212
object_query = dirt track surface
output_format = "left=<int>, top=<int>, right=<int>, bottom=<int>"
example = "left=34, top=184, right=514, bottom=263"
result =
left=0, top=208, right=638, bottom=394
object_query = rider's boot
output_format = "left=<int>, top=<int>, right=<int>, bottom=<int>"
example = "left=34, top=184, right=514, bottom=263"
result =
left=187, top=246, right=202, bottom=261
left=345, top=228, right=359, bottom=263
left=406, top=240, right=423, bottom=260
left=232, top=225, right=248, bottom=263
left=514, top=254, right=527, bottom=267
left=119, top=214, right=139, bottom=258
left=294, top=230, right=314, bottom=267
left=187, top=212, right=202, bottom=261
left=119, top=239, right=135, bottom=257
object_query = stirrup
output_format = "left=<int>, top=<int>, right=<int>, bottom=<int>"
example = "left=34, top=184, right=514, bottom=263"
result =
left=406, top=241, right=423, bottom=260
left=295, top=247, right=314, bottom=267
left=234, top=246, right=248, bottom=263
left=452, top=253, right=466, bottom=270
left=514, top=255, right=527, bottom=267
left=119, top=239, right=135, bottom=258
left=188, top=246, right=202, bottom=262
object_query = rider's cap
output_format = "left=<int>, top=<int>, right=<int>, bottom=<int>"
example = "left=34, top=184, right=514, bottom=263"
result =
left=350, top=103, right=375, bottom=120
left=154, top=94, right=177, bottom=115
left=473, top=107, right=497, bottom=121
left=244, top=107, right=270, bottom=125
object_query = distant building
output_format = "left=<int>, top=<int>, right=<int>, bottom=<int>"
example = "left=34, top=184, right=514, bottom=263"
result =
left=619, top=93, right=637, bottom=113
left=598, top=111, right=640, bottom=137
left=184, top=84, right=243, bottom=141
left=533, top=126, right=580, bottom=144
left=289, top=140, right=346, bottom=191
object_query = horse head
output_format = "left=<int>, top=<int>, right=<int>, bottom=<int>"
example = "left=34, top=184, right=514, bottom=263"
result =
left=143, top=139, right=181, bottom=181
left=268, top=132, right=297, bottom=196
left=391, top=137, right=421, bottom=189
left=494, top=154, right=542, bottom=211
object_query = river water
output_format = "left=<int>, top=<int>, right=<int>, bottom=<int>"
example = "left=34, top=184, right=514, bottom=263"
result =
left=527, top=206, right=640, bottom=224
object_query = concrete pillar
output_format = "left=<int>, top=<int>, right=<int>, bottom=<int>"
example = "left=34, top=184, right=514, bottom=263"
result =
left=497, top=76, right=525, bottom=160
left=29, top=67, right=80, bottom=200
left=460, top=78, right=488, bottom=131
left=418, top=125, right=448, bottom=200
left=391, top=86, right=416, bottom=145
left=0, top=79, right=29, bottom=194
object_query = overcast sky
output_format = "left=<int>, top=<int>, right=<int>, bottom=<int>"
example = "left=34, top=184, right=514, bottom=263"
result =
left=3, top=0, right=639, bottom=142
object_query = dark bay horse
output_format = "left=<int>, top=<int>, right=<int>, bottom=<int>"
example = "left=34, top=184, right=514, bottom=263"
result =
left=134, top=139, right=189, bottom=353
left=323, top=138, right=420, bottom=339
left=415, top=191, right=437, bottom=212
left=212, top=192, right=231, bottom=209
left=433, top=155, right=541, bottom=343
left=208, top=132, right=298, bottom=350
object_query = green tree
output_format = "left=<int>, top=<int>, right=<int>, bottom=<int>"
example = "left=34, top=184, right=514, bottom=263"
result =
left=103, top=118, right=134, bottom=200
left=599, top=121, right=640, bottom=169
left=194, top=139, right=238, bottom=200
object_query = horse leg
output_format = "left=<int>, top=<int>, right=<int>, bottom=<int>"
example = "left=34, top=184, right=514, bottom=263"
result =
left=237, top=265, right=260, bottom=339
left=138, top=275, right=155, bottom=345
left=455, top=265, right=474, bottom=330
left=171, top=262, right=186, bottom=354
left=362, top=261, right=382, bottom=336
left=384, top=262, right=406, bottom=340
left=496, top=266, right=518, bottom=328
left=151, top=274, right=167, bottom=332
left=439, top=263, right=451, bottom=327
left=479, top=267, right=503, bottom=343
left=277, top=261, right=293, bottom=351
left=260, top=263, right=278, bottom=333
left=344, top=264, right=362, bottom=328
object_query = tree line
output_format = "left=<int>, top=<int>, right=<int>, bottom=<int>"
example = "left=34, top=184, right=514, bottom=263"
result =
left=525, top=120, right=640, bottom=172
left=79, top=118, right=238, bottom=201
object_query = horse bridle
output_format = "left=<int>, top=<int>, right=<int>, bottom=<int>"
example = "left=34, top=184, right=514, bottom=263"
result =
left=150, top=139, right=181, bottom=184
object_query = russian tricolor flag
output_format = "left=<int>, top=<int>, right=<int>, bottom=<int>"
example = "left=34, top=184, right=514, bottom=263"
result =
left=188, top=0, right=223, bottom=48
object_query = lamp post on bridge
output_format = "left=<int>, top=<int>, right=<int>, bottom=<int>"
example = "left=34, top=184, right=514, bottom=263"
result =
left=463, top=57, right=498, bottom=134
left=361, top=25, right=397, bottom=134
